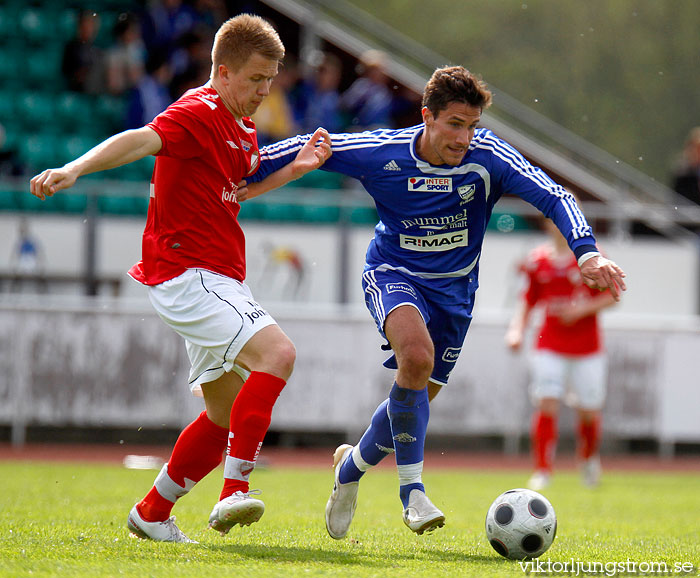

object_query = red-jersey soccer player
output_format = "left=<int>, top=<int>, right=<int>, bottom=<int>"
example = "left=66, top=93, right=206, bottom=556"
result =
left=505, top=218, right=617, bottom=490
left=30, top=14, right=331, bottom=542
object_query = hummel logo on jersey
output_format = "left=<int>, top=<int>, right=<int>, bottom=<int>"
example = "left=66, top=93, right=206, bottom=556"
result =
left=383, top=160, right=401, bottom=171
left=226, top=140, right=239, bottom=149
left=408, top=177, right=452, bottom=192
left=197, top=94, right=218, bottom=110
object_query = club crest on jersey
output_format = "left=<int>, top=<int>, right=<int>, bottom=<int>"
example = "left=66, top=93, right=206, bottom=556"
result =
left=240, top=139, right=252, bottom=152
left=457, top=184, right=475, bottom=203
left=408, top=177, right=452, bottom=192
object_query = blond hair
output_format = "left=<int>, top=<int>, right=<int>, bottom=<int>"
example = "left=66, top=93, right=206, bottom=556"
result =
left=212, top=14, right=284, bottom=74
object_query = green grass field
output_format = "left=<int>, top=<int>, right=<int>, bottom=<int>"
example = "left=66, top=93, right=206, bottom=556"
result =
left=0, top=461, right=698, bottom=578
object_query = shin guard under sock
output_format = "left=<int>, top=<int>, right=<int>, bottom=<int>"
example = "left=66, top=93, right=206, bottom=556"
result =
left=532, top=411, right=557, bottom=473
left=221, top=371, right=286, bottom=499
left=339, top=399, right=395, bottom=484
left=138, top=410, right=228, bottom=522
left=388, top=383, right=429, bottom=508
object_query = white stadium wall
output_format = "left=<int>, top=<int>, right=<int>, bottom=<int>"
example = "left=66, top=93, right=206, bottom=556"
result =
left=1, top=214, right=699, bottom=451
left=1, top=303, right=699, bottom=451
left=1, top=213, right=699, bottom=316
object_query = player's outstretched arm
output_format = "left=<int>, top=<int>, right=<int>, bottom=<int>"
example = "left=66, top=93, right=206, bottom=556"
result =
left=30, top=127, right=162, bottom=200
left=504, top=300, right=534, bottom=352
left=239, top=128, right=332, bottom=202
left=579, top=254, right=627, bottom=301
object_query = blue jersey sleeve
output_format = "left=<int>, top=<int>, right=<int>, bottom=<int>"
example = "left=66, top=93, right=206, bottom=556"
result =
left=480, top=130, right=597, bottom=257
left=251, top=134, right=308, bottom=183
left=252, top=131, right=376, bottom=183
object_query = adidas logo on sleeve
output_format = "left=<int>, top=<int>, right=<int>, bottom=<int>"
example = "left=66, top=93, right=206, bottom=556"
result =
left=383, top=160, right=401, bottom=171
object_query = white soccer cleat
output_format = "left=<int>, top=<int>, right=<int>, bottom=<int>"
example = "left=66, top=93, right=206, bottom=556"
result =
left=208, top=491, right=265, bottom=535
left=325, top=444, right=359, bottom=540
left=581, top=455, right=602, bottom=488
left=527, top=470, right=551, bottom=492
left=127, top=504, right=197, bottom=543
left=402, top=489, right=445, bottom=535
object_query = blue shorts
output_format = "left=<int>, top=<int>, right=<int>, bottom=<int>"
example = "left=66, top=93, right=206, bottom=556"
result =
left=362, top=267, right=476, bottom=386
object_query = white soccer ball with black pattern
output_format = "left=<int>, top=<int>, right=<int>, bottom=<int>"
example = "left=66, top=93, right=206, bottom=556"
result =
left=485, top=488, right=557, bottom=559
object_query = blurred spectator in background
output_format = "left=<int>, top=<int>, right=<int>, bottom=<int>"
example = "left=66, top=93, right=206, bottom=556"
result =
left=340, top=49, right=393, bottom=130
left=61, top=10, right=105, bottom=94
left=505, top=217, right=617, bottom=491
left=9, top=218, right=46, bottom=292
left=169, top=59, right=210, bottom=101
left=190, top=0, right=229, bottom=29
left=140, top=0, right=198, bottom=58
left=169, top=26, right=214, bottom=98
left=390, top=85, right=423, bottom=129
left=0, top=124, right=24, bottom=177
left=126, top=49, right=173, bottom=129
left=106, top=12, right=147, bottom=96
left=671, top=126, right=700, bottom=206
left=254, top=57, right=300, bottom=146
left=299, top=52, right=344, bottom=134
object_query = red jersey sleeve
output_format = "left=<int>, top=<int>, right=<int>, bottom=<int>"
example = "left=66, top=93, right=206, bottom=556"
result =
left=519, top=252, right=542, bottom=307
left=148, top=103, right=207, bottom=160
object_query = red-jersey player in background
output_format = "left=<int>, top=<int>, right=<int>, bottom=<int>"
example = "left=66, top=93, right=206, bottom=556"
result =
left=30, top=14, right=331, bottom=542
left=505, top=217, right=617, bottom=490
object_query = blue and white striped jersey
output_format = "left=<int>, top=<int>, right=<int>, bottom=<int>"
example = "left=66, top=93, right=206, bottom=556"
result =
left=253, top=126, right=597, bottom=300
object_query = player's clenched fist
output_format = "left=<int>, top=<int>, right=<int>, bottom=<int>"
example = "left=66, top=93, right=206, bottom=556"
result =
left=30, top=166, right=79, bottom=200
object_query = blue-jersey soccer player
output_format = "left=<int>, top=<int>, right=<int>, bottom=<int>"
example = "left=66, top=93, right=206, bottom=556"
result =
left=242, top=66, right=626, bottom=538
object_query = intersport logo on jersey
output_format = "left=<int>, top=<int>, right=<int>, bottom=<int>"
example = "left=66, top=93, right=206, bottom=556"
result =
left=400, top=230, right=468, bottom=252
left=408, top=177, right=452, bottom=192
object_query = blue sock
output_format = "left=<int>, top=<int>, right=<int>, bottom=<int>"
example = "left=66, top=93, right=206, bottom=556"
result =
left=388, top=382, right=429, bottom=508
left=338, top=399, right=394, bottom=484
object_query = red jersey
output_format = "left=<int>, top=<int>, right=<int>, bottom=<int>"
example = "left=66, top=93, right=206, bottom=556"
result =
left=128, top=85, right=260, bottom=285
left=519, top=245, right=603, bottom=355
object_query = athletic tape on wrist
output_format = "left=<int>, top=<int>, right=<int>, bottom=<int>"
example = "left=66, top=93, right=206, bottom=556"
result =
left=577, top=251, right=601, bottom=268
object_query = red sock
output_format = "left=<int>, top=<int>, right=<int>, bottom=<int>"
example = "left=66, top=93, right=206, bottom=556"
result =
left=578, top=414, right=601, bottom=459
left=138, top=411, right=228, bottom=522
left=220, top=371, right=286, bottom=499
left=532, top=411, right=557, bottom=473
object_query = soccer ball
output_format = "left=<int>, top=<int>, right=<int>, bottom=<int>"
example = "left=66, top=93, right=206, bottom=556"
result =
left=485, top=488, right=557, bottom=559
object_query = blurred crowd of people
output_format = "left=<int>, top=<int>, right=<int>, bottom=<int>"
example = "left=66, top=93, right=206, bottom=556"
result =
left=58, top=1, right=420, bottom=143
left=61, top=0, right=223, bottom=129
left=5, top=0, right=695, bottom=205
left=54, top=0, right=700, bottom=200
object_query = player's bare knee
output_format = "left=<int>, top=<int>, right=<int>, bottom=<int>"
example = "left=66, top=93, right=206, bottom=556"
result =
left=258, top=337, right=296, bottom=380
left=398, top=346, right=434, bottom=387
left=539, top=398, right=560, bottom=415
left=273, top=339, right=296, bottom=379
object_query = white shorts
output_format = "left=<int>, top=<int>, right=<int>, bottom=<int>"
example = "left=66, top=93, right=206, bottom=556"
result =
left=530, top=349, right=607, bottom=410
left=148, top=268, right=277, bottom=396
